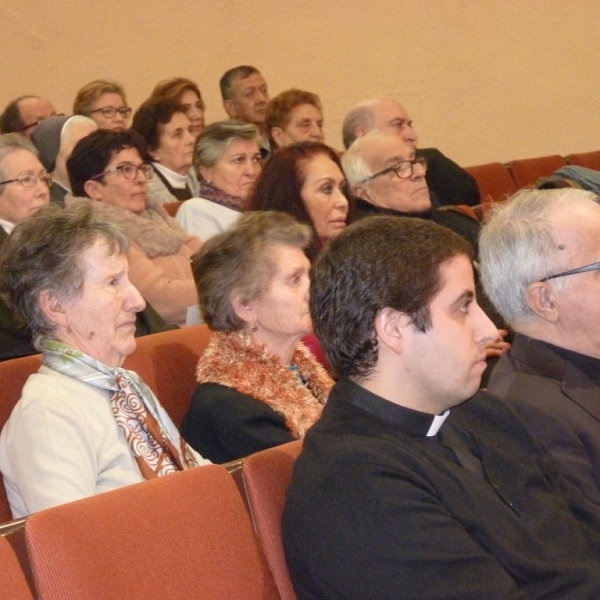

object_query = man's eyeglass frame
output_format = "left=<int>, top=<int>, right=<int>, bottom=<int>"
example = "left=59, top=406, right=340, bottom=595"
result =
left=358, top=156, right=427, bottom=185
left=540, top=261, right=600, bottom=282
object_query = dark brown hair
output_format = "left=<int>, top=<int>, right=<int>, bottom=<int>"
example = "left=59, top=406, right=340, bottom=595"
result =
left=250, top=142, right=354, bottom=261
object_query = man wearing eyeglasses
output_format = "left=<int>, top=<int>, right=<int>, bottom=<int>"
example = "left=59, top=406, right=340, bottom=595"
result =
left=0, top=95, right=57, bottom=139
left=343, top=132, right=509, bottom=382
left=343, top=131, right=481, bottom=253
left=342, top=97, right=480, bottom=208
left=481, top=188, right=600, bottom=504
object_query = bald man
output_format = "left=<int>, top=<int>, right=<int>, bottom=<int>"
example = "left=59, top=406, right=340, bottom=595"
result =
left=342, top=98, right=480, bottom=208
left=0, top=96, right=57, bottom=139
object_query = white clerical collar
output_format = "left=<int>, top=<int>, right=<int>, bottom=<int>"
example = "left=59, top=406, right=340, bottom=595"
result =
left=426, top=410, right=450, bottom=436
left=0, top=218, right=15, bottom=234
left=152, top=162, right=189, bottom=189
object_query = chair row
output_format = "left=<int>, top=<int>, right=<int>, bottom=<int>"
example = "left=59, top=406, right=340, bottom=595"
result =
left=464, top=150, right=600, bottom=210
left=0, top=324, right=214, bottom=524
left=0, top=440, right=302, bottom=600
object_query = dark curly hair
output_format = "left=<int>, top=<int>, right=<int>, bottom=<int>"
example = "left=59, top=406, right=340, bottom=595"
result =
left=67, top=129, right=147, bottom=197
left=310, top=216, right=472, bottom=379
left=131, top=96, right=186, bottom=156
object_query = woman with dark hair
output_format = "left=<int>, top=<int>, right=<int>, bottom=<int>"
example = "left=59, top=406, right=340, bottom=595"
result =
left=131, top=97, right=198, bottom=204
left=250, top=142, right=353, bottom=261
left=181, top=211, right=333, bottom=463
left=66, top=129, right=201, bottom=326
left=151, top=77, right=206, bottom=139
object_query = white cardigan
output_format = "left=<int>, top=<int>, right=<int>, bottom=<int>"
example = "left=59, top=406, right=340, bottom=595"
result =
left=0, top=365, right=146, bottom=518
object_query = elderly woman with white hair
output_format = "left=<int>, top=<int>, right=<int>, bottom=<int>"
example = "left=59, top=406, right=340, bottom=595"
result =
left=0, top=204, right=209, bottom=518
left=175, top=120, right=262, bottom=241
left=32, top=115, right=97, bottom=205
left=181, top=211, right=333, bottom=463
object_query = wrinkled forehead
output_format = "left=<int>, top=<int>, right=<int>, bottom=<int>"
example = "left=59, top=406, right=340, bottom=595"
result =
left=548, top=201, right=600, bottom=258
left=18, top=97, right=55, bottom=120
left=364, top=136, right=414, bottom=171
left=233, top=73, right=267, bottom=95
left=372, top=99, right=411, bottom=128
left=0, top=147, right=44, bottom=175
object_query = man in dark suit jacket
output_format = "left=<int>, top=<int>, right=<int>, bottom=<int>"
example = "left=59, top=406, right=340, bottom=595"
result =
left=282, top=216, right=600, bottom=600
left=481, top=187, right=600, bottom=503
left=342, top=97, right=480, bottom=207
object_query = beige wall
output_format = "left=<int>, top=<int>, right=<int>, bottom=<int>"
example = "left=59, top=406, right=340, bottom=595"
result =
left=2, top=0, right=599, bottom=165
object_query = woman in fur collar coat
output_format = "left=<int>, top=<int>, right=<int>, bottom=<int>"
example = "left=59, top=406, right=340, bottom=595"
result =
left=66, top=129, right=201, bottom=327
left=181, top=212, right=333, bottom=463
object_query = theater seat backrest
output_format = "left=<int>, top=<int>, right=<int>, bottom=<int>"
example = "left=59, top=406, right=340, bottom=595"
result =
left=464, top=162, right=517, bottom=208
left=240, top=440, right=303, bottom=600
left=25, top=464, right=279, bottom=600
left=123, top=324, right=212, bottom=428
left=0, top=533, right=33, bottom=599
left=567, top=151, right=600, bottom=171
left=508, top=155, right=567, bottom=189
left=0, top=354, right=42, bottom=523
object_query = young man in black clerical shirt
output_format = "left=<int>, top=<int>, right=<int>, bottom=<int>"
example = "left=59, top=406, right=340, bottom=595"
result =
left=282, top=216, right=600, bottom=600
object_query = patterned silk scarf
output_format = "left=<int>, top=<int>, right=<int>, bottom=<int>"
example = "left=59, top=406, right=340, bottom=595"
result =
left=41, top=340, right=202, bottom=479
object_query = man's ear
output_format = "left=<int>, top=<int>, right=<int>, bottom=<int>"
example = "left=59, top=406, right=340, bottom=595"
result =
left=352, top=183, right=370, bottom=201
left=149, top=148, right=161, bottom=162
left=374, top=307, right=410, bottom=355
left=231, top=293, right=256, bottom=326
left=83, top=179, right=101, bottom=201
left=223, top=99, right=237, bottom=119
left=355, top=126, right=367, bottom=139
left=525, top=282, right=559, bottom=323
left=271, top=127, right=285, bottom=148
left=38, top=290, right=69, bottom=329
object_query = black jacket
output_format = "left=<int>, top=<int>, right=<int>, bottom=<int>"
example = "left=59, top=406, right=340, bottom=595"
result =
left=283, top=379, right=600, bottom=599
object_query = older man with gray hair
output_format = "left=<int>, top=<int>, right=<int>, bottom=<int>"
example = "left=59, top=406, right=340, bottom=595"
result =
left=481, top=188, right=600, bottom=502
left=342, top=97, right=480, bottom=207
left=342, top=131, right=481, bottom=251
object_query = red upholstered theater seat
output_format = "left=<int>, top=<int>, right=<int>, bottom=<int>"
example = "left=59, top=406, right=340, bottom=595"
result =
left=567, top=150, right=600, bottom=171
left=239, top=440, right=303, bottom=600
left=163, top=201, right=182, bottom=217
left=25, top=464, right=279, bottom=600
left=122, top=324, right=212, bottom=429
left=0, top=533, right=33, bottom=599
left=508, top=154, right=567, bottom=189
left=0, top=517, right=34, bottom=597
left=464, top=162, right=518, bottom=213
left=0, top=354, right=42, bottom=523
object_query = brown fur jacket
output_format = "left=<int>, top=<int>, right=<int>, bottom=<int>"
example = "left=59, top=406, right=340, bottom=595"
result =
left=196, top=331, right=333, bottom=438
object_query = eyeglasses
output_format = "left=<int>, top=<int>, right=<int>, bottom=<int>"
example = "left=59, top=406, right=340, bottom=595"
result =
left=91, top=162, right=153, bottom=181
left=359, top=156, right=427, bottom=185
left=0, top=173, right=53, bottom=188
left=16, top=121, right=40, bottom=133
left=540, top=261, right=600, bottom=282
left=16, top=113, right=64, bottom=133
left=89, top=106, right=132, bottom=119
